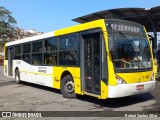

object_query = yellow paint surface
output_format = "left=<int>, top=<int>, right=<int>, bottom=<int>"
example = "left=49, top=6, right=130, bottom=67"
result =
left=117, top=71, right=153, bottom=84
left=52, top=66, right=82, bottom=94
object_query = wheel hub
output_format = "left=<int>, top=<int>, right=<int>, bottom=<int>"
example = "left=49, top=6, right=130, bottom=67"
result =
left=65, top=81, right=74, bottom=94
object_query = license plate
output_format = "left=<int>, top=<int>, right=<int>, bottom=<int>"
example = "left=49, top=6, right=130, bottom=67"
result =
left=137, top=85, right=144, bottom=90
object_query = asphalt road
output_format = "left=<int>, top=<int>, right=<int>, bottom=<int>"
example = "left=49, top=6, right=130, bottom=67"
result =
left=0, top=66, right=160, bottom=120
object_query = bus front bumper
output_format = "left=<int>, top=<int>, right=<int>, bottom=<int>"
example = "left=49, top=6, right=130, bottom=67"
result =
left=108, top=81, right=156, bottom=98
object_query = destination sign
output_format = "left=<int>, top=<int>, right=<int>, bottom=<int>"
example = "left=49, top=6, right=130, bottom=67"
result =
left=107, top=23, right=141, bottom=33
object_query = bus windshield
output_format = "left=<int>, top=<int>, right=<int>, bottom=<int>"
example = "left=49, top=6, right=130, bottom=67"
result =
left=106, top=20, right=152, bottom=72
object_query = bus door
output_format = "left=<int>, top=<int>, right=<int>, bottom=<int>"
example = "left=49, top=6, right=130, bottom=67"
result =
left=81, top=32, right=101, bottom=94
left=8, top=47, right=14, bottom=76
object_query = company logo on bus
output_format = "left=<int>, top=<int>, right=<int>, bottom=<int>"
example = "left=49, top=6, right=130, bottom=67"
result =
left=107, top=23, right=140, bottom=33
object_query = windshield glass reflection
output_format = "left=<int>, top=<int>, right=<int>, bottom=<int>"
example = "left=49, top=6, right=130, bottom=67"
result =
left=109, top=32, right=152, bottom=70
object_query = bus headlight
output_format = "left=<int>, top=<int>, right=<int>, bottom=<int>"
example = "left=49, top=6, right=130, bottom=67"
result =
left=115, top=75, right=127, bottom=84
left=150, top=73, right=154, bottom=81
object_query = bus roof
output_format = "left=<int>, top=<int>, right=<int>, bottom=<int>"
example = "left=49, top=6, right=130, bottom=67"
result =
left=5, top=31, right=54, bottom=46
left=6, top=19, right=106, bottom=46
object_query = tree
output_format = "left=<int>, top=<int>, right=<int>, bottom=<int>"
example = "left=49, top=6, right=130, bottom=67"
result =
left=0, top=6, right=17, bottom=51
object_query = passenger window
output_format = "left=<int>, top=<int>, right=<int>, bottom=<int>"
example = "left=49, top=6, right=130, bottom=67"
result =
left=44, top=52, right=57, bottom=65
left=15, top=45, right=21, bottom=54
left=32, top=41, right=42, bottom=52
left=60, top=35, right=78, bottom=50
left=59, top=51, right=77, bottom=65
left=23, top=43, right=31, bottom=53
left=60, top=37, right=68, bottom=50
left=22, top=54, right=30, bottom=63
left=68, top=35, right=78, bottom=50
left=32, top=53, right=42, bottom=65
left=44, top=38, right=58, bottom=51
left=14, top=55, right=21, bottom=60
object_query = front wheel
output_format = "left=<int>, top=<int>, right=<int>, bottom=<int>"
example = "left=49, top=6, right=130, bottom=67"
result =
left=60, top=75, right=76, bottom=98
left=15, top=70, right=21, bottom=84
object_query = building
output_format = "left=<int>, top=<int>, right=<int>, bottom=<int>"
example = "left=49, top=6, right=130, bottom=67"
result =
left=16, top=28, right=44, bottom=40
left=0, top=28, right=43, bottom=65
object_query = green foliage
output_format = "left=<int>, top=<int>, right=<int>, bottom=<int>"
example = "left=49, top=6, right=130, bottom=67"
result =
left=0, top=6, right=17, bottom=50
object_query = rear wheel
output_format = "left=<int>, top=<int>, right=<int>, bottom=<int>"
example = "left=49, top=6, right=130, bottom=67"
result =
left=60, top=75, right=76, bottom=98
left=15, top=69, right=21, bottom=84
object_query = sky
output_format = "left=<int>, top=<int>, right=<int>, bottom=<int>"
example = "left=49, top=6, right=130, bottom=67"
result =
left=0, top=0, right=160, bottom=33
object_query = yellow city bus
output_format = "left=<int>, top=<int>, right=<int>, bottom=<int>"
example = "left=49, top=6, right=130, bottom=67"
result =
left=4, top=19, right=156, bottom=99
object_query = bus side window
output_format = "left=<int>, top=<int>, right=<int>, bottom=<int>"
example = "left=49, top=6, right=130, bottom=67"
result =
left=32, top=53, right=42, bottom=65
left=44, top=52, right=57, bottom=65
left=32, top=41, right=43, bottom=65
left=44, top=37, right=58, bottom=66
left=59, top=51, right=77, bottom=65
left=68, top=35, right=78, bottom=49
left=60, top=37, right=68, bottom=50
left=32, top=41, right=42, bottom=53
left=45, top=38, right=57, bottom=51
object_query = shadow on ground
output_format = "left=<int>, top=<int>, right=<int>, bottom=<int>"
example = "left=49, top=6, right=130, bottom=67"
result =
left=20, top=81, right=61, bottom=94
left=19, top=81, right=154, bottom=109
left=0, top=80, right=15, bottom=87
left=77, top=93, right=154, bottom=109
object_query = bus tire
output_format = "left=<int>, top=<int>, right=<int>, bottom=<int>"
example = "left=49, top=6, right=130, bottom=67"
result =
left=15, top=69, right=21, bottom=84
left=60, top=75, right=76, bottom=98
